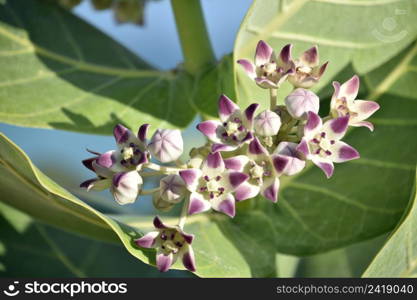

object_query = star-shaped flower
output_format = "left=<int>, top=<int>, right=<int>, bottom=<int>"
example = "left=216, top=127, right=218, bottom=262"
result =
left=330, top=75, right=380, bottom=131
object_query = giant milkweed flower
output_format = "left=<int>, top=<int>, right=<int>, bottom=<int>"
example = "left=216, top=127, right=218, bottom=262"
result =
left=135, top=216, right=196, bottom=272
left=197, top=94, right=257, bottom=152
left=179, top=152, right=248, bottom=218
left=330, top=75, right=380, bottom=131
left=296, top=112, right=360, bottom=178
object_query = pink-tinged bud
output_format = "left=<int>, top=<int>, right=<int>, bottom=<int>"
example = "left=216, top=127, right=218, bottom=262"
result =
left=285, top=88, right=319, bottom=119
left=159, top=174, right=186, bottom=203
left=148, top=129, right=183, bottom=163
left=254, top=110, right=281, bottom=137
left=111, top=171, right=143, bottom=205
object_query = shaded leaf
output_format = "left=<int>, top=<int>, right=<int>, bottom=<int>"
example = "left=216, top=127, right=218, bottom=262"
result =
left=0, top=0, right=195, bottom=134
left=363, top=168, right=417, bottom=277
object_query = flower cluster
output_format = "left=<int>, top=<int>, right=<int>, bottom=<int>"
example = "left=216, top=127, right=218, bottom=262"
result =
left=80, top=40, right=379, bottom=273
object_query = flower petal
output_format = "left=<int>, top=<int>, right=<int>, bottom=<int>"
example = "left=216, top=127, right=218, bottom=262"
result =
left=339, top=75, right=360, bottom=101
left=351, top=100, right=380, bottom=122
left=235, top=182, right=260, bottom=201
left=255, top=40, right=273, bottom=66
left=248, top=137, right=268, bottom=156
left=300, top=45, right=319, bottom=67
left=111, top=171, right=142, bottom=205
left=237, top=59, right=256, bottom=79
left=279, top=44, right=293, bottom=65
left=228, top=171, right=249, bottom=189
left=304, top=111, right=322, bottom=138
left=137, top=123, right=150, bottom=143
left=134, top=231, right=159, bottom=248
left=181, top=246, right=196, bottom=272
left=202, top=152, right=225, bottom=176
left=255, top=77, right=278, bottom=89
left=211, top=143, right=238, bottom=153
left=218, top=94, right=239, bottom=122
left=153, top=216, right=168, bottom=229
left=330, top=141, right=360, bottom=163
left=196, top=120, right=222, bottom=143
left=212, top=194, right=236, bottom=218
left=82, top=157, right=96, bottom=172
left=179, top=169, right=202, bottom=191
left=188, top=192, right=211, bottom=215
left=272, top=155, right=289, bottom=174
left=295, top=138, right=310, bottom=158
left=156, top=251, right=174, bottom=272
left=224, top=155, right=249, bottom=172
left=323, top=116, right=349, bottom=140
left=312, top=157, right=334, bottom=178
left=350, top=121, right=374, bottom=131
left=244, top=103, right=259, bottom=124
left=261, top=177, right=280, bottom=203
left=273, top=142, right=306, bottom=176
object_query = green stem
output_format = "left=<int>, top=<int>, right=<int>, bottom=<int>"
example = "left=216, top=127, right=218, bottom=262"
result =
left=140, top=187, right=160, bottom=195
left=270, top=88, right=277, bottom=110
left=171, top=0, right=216, bottom=74
left=143, top=162, right=184, bottom=174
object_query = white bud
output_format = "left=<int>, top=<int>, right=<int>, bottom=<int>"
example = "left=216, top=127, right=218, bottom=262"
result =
left=285, top=88, right=319, bottom=119
left=254, top=110, right=281, bottom=136
left=148, top=129, right=183, bottom=163
left=159, top=174, right=186, bottom=203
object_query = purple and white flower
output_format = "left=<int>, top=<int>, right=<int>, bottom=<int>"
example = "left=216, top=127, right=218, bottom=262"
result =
left=224, top=137, right=288, bottom=203
left=135, top=216, right=196, bottom=272
left=113, top=123, right=149, bottom=169
left=80, top=150, right=143, bottom=204
left=148, top=129, right=184, bottom=163
left=237, top=40, right=294, bottom=89
left=330, top=75, right=380, bottom=131
left=281, top=44, right=328, bottom=89
left=179, top=152, right=249, bottom=218
left=296, top=112, right=360, bottom=178
left=197, top=94, right=257, bottom=152
left=285, top=88, right=320, bottom=119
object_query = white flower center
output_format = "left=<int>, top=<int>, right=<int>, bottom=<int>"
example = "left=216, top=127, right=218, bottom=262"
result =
left=309, top=132, right=335, bottom=157
left=122, top=147, right=134, bottom=160
left=225, top=121, right=239, bottom=135
left=250, top=164, right=264, bottom=179
left=206, top=179, right=220, bottom=192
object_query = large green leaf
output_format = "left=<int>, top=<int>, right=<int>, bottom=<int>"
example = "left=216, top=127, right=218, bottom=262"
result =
left=0, top=0, right=197, bottom=134
left=0, top=202, right=191, bottom=277
left=0, top=132, right=276, bottom=277
left=230, top=39, right=417, bottom=255
left=234, top=0, right=417, bottom=108
left=363, top=168, right=417, bottom=277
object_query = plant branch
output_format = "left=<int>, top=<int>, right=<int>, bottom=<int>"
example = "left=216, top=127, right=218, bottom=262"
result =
left=178, top=196, right=189, bottom=229
left=171, top=0, right=216, bottom=74
left=270, top=88, right=278, bottom=110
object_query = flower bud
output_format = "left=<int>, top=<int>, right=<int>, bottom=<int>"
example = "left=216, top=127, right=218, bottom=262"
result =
left=152, top=193, right=175, bottom=212
left=159, top=175, right=186, bottom=203
left=254, top=110, right=281, bottom=137
left=285, top=88, right=319, bottom=119
left=148, top=129, right=183, bottom=163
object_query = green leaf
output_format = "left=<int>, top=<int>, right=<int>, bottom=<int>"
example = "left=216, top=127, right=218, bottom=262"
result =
left=0, top=0, right=196, bottom=134
left=363, top=168, right=417, bottom=277
left=234, top=0, right=417, bottom=109
left=231, top=39, right=417, bottom=255
left=0, top=202, right=191, bottom=277
left=0, top=132, right=274, bottom=277
left=295, top=234, right=387, bottom=277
